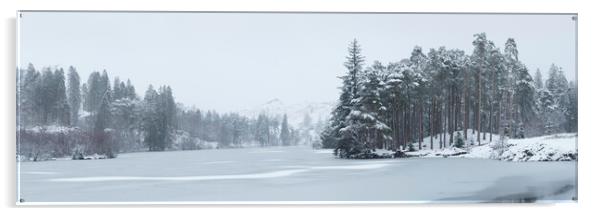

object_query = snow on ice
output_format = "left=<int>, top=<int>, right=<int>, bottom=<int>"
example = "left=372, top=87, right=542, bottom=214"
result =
left=19, top=145, right=576, bottom=202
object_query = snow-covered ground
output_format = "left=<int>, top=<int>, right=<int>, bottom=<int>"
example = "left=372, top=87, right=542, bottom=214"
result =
left=19, top=146, right=575, bottom=203
left=399, top=131, right=577, bottom=162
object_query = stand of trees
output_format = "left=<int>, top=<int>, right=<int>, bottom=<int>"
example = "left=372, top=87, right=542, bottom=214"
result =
left=17, top=64, right=299, bottom=161
left=322, top=34, right=577, bottom=158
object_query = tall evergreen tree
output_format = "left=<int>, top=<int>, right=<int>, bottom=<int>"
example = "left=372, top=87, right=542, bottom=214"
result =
left=84, top=72, right=102, bottom=112
left=125, top=79, right=137, bottom=100
left=280, top=114, right=290, bottom=146
left=19, top=63, right=42, bottom=126
left=322, top=39, right=365, bottom=154
left=345, top=69, right=391, bottom=151
left=93, top=91, right=116, bottom=158
left=513, top=64, right=536, bottom=136
left=565, top=81, right=578, bottom=132
left=142, top=85, right=161, bottom=151
left=67, top=66, right=81, bottom=126
left=534, top=68, right=544, bottom=90
left=471, top=33, right=490, bottom=145
left=113, top=77, right=123, bottom=100
left=54, top=68, right=70, bottom=125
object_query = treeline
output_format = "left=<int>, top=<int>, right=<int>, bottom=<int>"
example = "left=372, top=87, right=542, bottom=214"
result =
left=321, top=33, right=577, bottom=158
left=17, top=64, right=299, bottom=161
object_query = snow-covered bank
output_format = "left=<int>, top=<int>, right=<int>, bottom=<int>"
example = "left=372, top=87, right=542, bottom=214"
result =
left=355, top=132, right=577, bottom=162
left=464, top=133, right=577, bottom=162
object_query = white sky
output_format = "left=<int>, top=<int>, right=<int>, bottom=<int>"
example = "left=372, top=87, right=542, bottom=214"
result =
left=18, top=12, right=576, bottom=112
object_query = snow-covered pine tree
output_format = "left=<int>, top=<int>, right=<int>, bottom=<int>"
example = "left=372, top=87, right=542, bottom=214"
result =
left=84, top=72, right=102, bottom=112
left=67, top=66, right=81, bottom=126
left=142, top=85, right=161, bottom=151
left=113, top=77, right=123, bottom=100
left=39, top=68, right=55, bottom=124
left=54, top=68, right=71, bottom=126
left=471, top=33, right=492, bottom=145
left=155, top=86, right=177, bottom=150
left=424, top=48, right=444, bottom=149
left=454, top=131, right=465, bottom=148
left=100, top=70, right=112, bottom=102
left=345, top=67, right=391, bottom=151
left=565, top=81, right=578, bottom=132
left=534, top=68, right=544, bottom=90
left=322, top=39, right=365, bottom=155
left=280, top=114, right=290, bottom=146
left=382, top=61, right=405, bottom=150
left=503, top=38, right=523, bottom=138
left=542, top=64, right=568, bottom=134
left=125, top=79, right=137, bottom=100
left=19, top=63, right=42, bottom=126
left=93, top=89, right=116, bottom=158
left=513, top=64, right=536, bottom=137
left=255, top=113, right=270, bottom=146
left=409, top=47, right=429, bottom=150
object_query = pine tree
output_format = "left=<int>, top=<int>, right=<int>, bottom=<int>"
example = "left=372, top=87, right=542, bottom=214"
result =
left=534, top=68, right=544, bottom=90
left=67, top=66, right=81, bottom=126
left=125, top=79, right=137, bottom=100
left=113, top=77, right=123, bottom=100
left=110, top=96, right=140, bottom=152
left=409, top=47, right=429, bottom=150
left=39, top=68, right=55, bottom=124
left=142, top=85, right=161, bottom=151
left=322, top=39, right=365, bottom=156
left=19, top=63, right=42, bottom=126
left=472, top=33, right=490, bottom=145
left=84, top=72, right=101, bottom=112
left=565, top=81, right=578, bottom=132
left=533, top=68, right=545, bottom=132
left=100, top=70, right=112, bottom=101
left=55, top=68, right=71, bottom=125
left=513, top=64, right=536, bottom=136
left=280, top=114, right=290, bottom=146
left=539, top=89, right=556, bottom=134
left=345, top=68, right=391, bottom=151
left=454, top=131, right=465, bottom=148
left=383, top=61, right=405, bottom=150
left=93, top=90, right=116, bottom=158
left=542, top=64, right=569, bottom=134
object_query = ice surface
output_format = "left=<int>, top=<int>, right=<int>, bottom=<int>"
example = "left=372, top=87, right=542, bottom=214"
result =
left=18, top=146, right=576, bottom=203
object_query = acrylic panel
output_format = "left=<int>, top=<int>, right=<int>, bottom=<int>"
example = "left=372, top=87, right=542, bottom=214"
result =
left=16, top=11, right=578, bottom=204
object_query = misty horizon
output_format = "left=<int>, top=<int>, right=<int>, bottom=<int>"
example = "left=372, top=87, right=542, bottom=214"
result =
left=18, top=12, right=577, bottom=112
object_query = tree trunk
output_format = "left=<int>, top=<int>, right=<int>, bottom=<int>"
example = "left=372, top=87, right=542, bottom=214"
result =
left=430, top=98, right=434, bottom=150
left=409, top=105, right=412, bottom=147
left=477, top=67, right=481, bottom=145
left=439, top=100, right=443, bottom=149
left=489, top=100, right=493, bottom=142
left=419, top=102, right=423, bottom=150
left=401, top=107, right=406, bottom=150
left=464, top=74, right=469, bottom=140
left=447, top=87, right=454, bottom=146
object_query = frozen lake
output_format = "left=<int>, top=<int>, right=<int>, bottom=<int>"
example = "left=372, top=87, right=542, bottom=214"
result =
left=18, top=146, right=576, bottom=203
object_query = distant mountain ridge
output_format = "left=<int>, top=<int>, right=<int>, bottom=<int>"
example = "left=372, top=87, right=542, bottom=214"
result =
left=239, top=98, right=335, bottom=128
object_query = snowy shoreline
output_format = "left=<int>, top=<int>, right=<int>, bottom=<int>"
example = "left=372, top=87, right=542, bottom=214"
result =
left=327, top=132, right=578, bottom=162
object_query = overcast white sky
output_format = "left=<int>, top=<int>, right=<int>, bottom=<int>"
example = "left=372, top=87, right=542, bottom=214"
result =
left=18, top=12, right=576, bottom=112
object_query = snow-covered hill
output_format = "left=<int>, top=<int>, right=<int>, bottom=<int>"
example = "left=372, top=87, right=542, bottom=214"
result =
left=238, top=99, right=334, bottom=146
left=465, top=133, right=578, bottom=161
left=384, top=131, right=578, bottom=162
left=239, top=98, right=334, bottom=127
